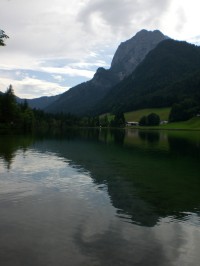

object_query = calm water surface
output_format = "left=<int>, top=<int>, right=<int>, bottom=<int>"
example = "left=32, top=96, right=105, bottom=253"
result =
left=0, top=129, right=200, bottom=266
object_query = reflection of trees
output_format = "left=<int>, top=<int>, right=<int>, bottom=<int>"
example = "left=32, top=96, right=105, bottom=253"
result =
left=138, top=130, right=160, bottom=143
left=168, top=135, right=200, bottom=158
left=31, top=129, right=200, bottom=226
left=0, top=136, right=33, bottom=169
left=106, top=175, right=159, bottom=226
left=33, top=132, right=159, bottom=226
left=0, top=141, right=16, bottom=169
left=35, top=127, right=101, bottom=142
left=110, top=129, right=125, bottom=145
left=99, top=128, right=109, bottom=144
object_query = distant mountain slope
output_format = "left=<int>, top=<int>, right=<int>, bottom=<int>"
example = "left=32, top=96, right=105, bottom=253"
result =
left=46, top=29, right=168, bottom=115
left=95, top=39, right=200, bottom=114
left=17, top=95, right=60, bottom=110
left=27, top=95, right=60, bottom=110
left=46, top=67, right=118, bottom=115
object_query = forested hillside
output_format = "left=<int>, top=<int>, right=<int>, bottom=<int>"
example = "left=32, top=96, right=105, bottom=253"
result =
left=94, top=39, right=200, bottom=115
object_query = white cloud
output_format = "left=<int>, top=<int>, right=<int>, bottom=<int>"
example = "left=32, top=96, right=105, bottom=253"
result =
left=1, top=0, right=173, bottom=61
left=1, top=0, right=94, bottom=59
left=2, top=0, right=200, bottom=59
left=40, top=66, right=95, bottom=78
left=0, top=77, right=69, bottom=99
left=160, top=0, right=200, bottom=41
left=68, top=60, right=109, bottom=69
left=0, top=61, right=95, bottom=79
left=52, top=75, right=65, bottom=82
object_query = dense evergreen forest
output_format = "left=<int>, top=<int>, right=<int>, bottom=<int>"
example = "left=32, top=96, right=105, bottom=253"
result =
left=0, top=86, right=102, bottom=133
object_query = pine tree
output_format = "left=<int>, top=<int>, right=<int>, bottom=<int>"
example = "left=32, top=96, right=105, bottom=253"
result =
left=0, top=30, right=9, bottom=46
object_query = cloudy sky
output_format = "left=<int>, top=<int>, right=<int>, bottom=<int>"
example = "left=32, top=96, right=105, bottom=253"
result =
left=0, top=0, right=200, bottom=99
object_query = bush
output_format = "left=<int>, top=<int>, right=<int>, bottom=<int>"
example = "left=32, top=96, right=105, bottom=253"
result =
left=139, top=113, right=160, bottom=126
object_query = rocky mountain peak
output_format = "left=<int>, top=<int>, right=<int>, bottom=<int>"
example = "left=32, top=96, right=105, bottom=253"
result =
left=45, top=29, right=170, bottom=115
left=110, top=29, right=169, bottom=80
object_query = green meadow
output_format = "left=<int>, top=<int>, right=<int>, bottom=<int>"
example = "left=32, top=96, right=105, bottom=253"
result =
left=160, top=117, right=200, bottom=130
left=102, top=107, right=200, bottom=130
left=124, top=107, right=171, bottom=122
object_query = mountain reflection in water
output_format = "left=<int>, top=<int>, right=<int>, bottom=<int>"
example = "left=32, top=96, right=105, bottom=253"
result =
left=0, top=129, right=200, bottom=266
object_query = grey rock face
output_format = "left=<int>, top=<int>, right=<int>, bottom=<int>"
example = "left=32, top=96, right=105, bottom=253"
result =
left=110, top=29, right=169, bottom=80
left=89, top=30, right=168, bottom=93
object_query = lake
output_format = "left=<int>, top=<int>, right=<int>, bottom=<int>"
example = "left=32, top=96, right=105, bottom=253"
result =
left=0, top=128, right=200, bottom=266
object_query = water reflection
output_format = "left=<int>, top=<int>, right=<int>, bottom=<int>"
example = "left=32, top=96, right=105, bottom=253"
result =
left=29, top=129, right=200, bottom=226
left=168, top=134, right=200, bottom=158
left=110, top=129, right=125, bottom=145
left=138, top=130, right=160, bottom=143
left=0, top=135, right=34, bottom=169
left=0, top=129, right=200, bottom=265
left=1, top=129, right=200, bottom=226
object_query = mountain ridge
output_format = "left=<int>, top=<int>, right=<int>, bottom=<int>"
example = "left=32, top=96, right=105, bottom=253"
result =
left=94, top=39, right=200, bottom=114
left=15, top=29, right=200, bottom=117
left=45, top=29, right=168, bottom=115
left=17, top=95, right=60, bottom=110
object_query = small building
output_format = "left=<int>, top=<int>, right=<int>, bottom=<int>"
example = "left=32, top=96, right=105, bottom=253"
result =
left=126, top=121, right=139, bottom=126
left=160, top=120, right=168, bottom=125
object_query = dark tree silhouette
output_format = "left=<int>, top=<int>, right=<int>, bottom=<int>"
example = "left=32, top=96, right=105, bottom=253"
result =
left=0, top=30, right=9, bottom=46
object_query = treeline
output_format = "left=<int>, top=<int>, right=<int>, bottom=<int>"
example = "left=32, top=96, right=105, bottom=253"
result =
left=0, top=86, right=34, bottom=132
left=0, top=86, right=101, bottom=132
left=1, top=85, right=198, bottom=134
left=0, top=86, right=129, bottom=132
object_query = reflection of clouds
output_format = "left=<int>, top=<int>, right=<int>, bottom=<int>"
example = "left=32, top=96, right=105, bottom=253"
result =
left=74, top=213, right=200, bottom=266
left=76, top=195, right=116, bottom=240
left=74, top=218, right=169, bottom=266
left=0, top=149, right=95, bottom=200
left=0, top=158, right=5, bottom=172
left=153, top=216, right=200, bottom=266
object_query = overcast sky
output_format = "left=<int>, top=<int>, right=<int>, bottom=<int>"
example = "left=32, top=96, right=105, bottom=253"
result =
left=0, top=0, right=200, bottom=99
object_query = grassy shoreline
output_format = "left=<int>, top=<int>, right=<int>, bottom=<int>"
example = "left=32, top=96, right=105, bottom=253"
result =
left=125, top=117, right=200, bottom=131
left=121, top=108, right=200, bottom=131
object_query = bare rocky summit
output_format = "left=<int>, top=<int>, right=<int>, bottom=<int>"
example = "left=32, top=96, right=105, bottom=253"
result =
left=110, top=29, right=169, bottom=80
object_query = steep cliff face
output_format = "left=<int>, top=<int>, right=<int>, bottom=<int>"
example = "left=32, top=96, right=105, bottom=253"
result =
left=110, top=29, right=169, bottom=80
left=46, top=29, right=168, bottom=115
